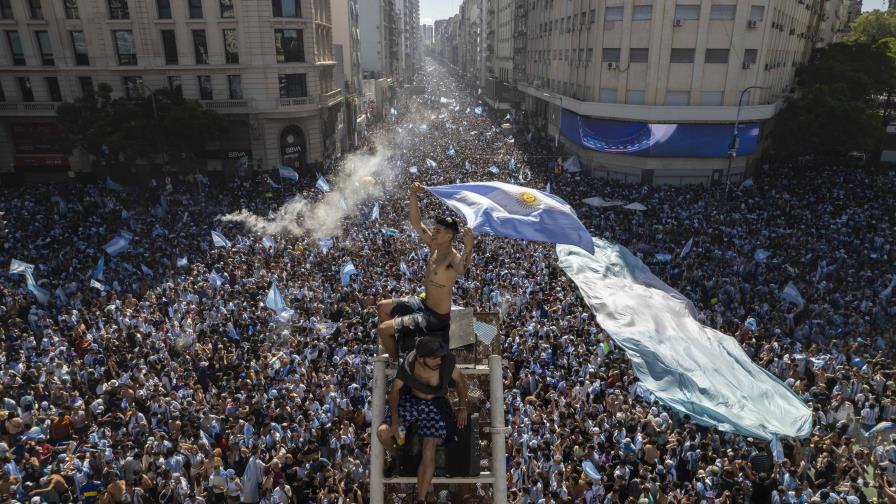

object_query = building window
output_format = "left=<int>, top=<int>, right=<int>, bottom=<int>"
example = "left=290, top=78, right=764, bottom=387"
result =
left=665, top=90, right=690, bottom=105
left=743, top=49, right=758, bottom=65
left=272, top=0, right=301, bottom=17
left=589, top=9, right=595, bottom=23
left=193, top=30, right=208, bottom=64
left=167, top=76, right=182, bottom=96
left=670, top=48, right=695, bottom=63
left=633, top=5, right=652, bottom=20
left=630, top=48, right=649, bottom=63
left=700, top=91, right=723, bottom=105
left=220, top=0, right=234, bottom=18
left=18, top=77, right=34, bottom=102
left=46, top=77, right=62, bottom=101
left=674, top=4, right=700, bottom=20
left=28, top=0, right=43, bottom=19
left=79, top=76, right=94, bottom=99
left=228, top=75, right=242, bottom=99
left=704, top=48, right=730, bottom=64
left=71, top=31, right=89, bottom=65
left=274, top=29, right=304, bottom=63
left=161, top=30, right=177, bottom=64
left=36, top=31, right=54, bottom=65
left=0, top=81, right=5, bottom=101
left=223, top=29, right=239, bottom=64
left=7, top=31, right=24, bottom=65
left=188, top=0, right=203, bottom=18
left=198, top=75, right=213, bottom=100
left=0, top=0, right=12, bottom=19
left=580, top=11, right=586, bottom=25
left=604, top=6, right=623, bottom=22
left=749, top=5, right=764, bottom=22
left=602, top=48, right=620, bottom=63
left=122, top=76, right=143, bottom=98
left=108, top=0, right=129, bottom=20
left=113, top=30, right=137, bottom=65
left=157, top=0, right=171, bottom=19
left=627, top=90, right=646, bottom=104
left=710, top=4, right=736, bottom=20
left=64, top=0, right=79, bottom=19
left=586, top=48, right=593, bottom=62
left=598, top=88, right=617, bottom=103
left=278, top=73, right=307, bottom=97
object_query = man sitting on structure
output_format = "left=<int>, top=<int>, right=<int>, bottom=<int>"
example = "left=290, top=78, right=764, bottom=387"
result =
left=376, top=182, right=474, bottom=361
left=376, top=336, right=470, bottom=504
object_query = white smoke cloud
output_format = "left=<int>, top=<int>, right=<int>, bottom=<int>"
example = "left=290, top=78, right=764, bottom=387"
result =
left=219, top=133, right=396, bottom=239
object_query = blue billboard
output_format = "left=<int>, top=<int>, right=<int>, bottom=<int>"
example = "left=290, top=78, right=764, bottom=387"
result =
left=559, top=109, right=761, bottom=158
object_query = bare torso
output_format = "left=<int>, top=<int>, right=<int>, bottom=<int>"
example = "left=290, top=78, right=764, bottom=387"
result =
left=410, top=362, right=441, bottom=400
left=423, top=248, right=460, bottom=314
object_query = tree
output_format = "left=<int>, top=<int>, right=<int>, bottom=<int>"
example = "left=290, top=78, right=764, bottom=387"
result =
left=56, top=86, right=225, bottom=169
left=797, top=42, right=896, bottom=103
left=847, top=10, right=896, bottom=46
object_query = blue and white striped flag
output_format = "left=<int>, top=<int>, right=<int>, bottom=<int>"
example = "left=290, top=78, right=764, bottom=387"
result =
left=278, top=165, right=299, bottom=181
left=266, top=175, right=280, bottom=188
left=340, top=260, right=357, bottom=286
left=369, top=202, right=380, bottom=221
left=426, top=159, right=437, bottom=169
left=209, top=270, right=225, bottom=289
left=474, top=106, right=483, bottom=115
left=177, top=256, right=189, bottom=268
left=315, top=175, right=331, bottom=193
left=226, top=322, right=239, bottom=340
left=781, top=281, right=805, bottom=309
left=754, top=249, right=771, bottom=263
left=140, top=264, right=153, bottom=277
left=55, top=287, right=68, bottom=305
left=265, top=281, right=292, bottom=319
left=447, top=147, right=456, bottom=157
left=880, top=275, right=895, bottom=301
left=23, top=272, right=49, bottom=304
left=105, top=177, right=125, bottom=192
left=400, top=260, right=411, bottom=277
left=318, top=237, right=333, bottom=252
left=464, top=160, right=471, bottom=172
left=9, top=259, right=34, bottom=276
left=103, top=236, right=131, bottom=256
left=261, top=235, right=275, bottom=252
left=408, top=166, right=418, bottom=174
left=89, top=279, right=106, bottom=292
left=545, top=179, right=552, bottom=194
left=680, top=237, right=694, bottom=258
left=509, top=158, right=517, bottom=170
left=93, top=256, right=105, bottom=280
left=211, top=231, right=231, bottom=248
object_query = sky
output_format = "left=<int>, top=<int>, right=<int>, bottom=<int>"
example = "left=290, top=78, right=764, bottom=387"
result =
left=420, top=0, right=462, bottom=25
left=864, top=0, right=888, bottom=11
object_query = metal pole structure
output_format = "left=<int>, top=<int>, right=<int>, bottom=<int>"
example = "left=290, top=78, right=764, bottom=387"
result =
left=489, top=354, right=508, bottom=504
left=725, top=86, right=764, bottom=198
left=370, top=356, right=388, bottom=504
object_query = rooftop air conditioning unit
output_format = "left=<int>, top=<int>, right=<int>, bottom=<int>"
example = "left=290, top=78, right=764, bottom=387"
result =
left=742, top=62, right=752, bottom=69
left=747, top=19, right=759, bottom=28
left=607, top=62, right=618, bottom=70
left=673, top=19, right=683, bottom=27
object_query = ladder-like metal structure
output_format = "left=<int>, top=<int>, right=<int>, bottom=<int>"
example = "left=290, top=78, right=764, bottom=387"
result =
left=369, top=354, right=509, bottom=503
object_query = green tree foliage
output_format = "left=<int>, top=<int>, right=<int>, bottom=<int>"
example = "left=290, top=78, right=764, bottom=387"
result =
left=847, top=9, right=896, bottom=46
left=56, top=85, right=224, bottom=168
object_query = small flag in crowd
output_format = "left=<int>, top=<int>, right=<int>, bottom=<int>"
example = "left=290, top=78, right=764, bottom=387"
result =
left=93, top=256, right=105, bottom=280
left=211, top=231, right=231, bottom=248
left=427, top=181, right=595, bottom=254
left=103, top=235, right=131, bottom=256
left=265, top=281, right=293, bottom=322
left=195, top=173, right=210, bottom=185
left=318, top=237, right=334, bottom=252
left=105, top=177, right=125, bottom=192
left=754, top=249, right=771, bottom=263
left=141, top=264, right=153, bottom=277
left=23, top=272, right=49, bottom=304
left=464, top=160, right=471, bottom=172
left=9, top=259, right=34, bottom=276
left=400, top=260, right=411, bottom=277
left=55, top=287, right=68, bottom=305
left=781, top=281, right=805, bottom=309
left=226, top=322, right=239, bottom=340
left=488, top=166, right=499, bottom=174
left=266, top=175, right=280, bottom=189
left=740, top=178, right=755, bottom=189
left=209, top=270, right=225, bottom=289
left=815, top=260, right=827, bottom=283
left=509, top=158, right=517, bottom=170
left=447, top=147, right=456, bottom=157
left=177, top=256, right=189, bottom=268
left=680, top=237, right=694, bottom=258
left=261, top=235, right=275, bottom=252
left=408, top=166, right=419, bottom=174
left=316, top=175, right=331, bottom=193
left=545, top=180, right=552, bottom=194
left=382, top=228, right=399, bottom=237
left=89, top=279, right=107, bottom=292
left=369, top=202, right=380, bottom=221
left=278, top=165, right=299, bottom=182
left=654, top=253, right=672, bottom=263
left=340, top=260, right=357, bottom=286
left=474, top=106, right=483, bottom=115
left=880, top=274, right=896, bottom=301
left=563, top=156, right=581, bottom=173
left=426, top=159, right=438, bottom=169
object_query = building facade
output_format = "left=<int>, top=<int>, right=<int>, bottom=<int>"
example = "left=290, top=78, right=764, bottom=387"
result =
left=421, top=23, right=433, bottom=48
left=516, top=0, right=849, bottom=185
left=331, top=0, right=363, bottom=150
left=0, top=0, right=344, bottom=178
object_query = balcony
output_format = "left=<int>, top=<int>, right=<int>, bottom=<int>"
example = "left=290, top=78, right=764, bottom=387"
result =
left=320, top=88, right=344, bottom=106
left=279, top=96, right=316, bottom=107
left=0, top=102, right=59, bottom=116
left=201, top=99, right=250, bottom=113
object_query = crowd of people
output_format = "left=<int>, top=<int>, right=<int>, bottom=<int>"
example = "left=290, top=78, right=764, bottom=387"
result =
left=0, top=58, right=894, bottom=504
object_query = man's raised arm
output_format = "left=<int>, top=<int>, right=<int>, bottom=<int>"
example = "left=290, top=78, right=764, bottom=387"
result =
left=409, top=182, right=432, bottom=244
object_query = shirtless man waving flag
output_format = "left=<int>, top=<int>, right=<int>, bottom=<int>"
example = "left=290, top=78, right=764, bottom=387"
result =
left=376, top=182, right=474, bottom=361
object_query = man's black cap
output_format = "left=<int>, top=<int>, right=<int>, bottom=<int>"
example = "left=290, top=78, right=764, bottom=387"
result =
left=433, top=216, right=460, bottom=234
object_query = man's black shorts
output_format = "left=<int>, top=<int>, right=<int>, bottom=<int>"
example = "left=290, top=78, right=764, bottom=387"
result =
left=390, top=295, right=450, bottom=341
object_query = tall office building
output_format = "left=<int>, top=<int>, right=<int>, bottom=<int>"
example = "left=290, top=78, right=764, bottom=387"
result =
left=332, top=0, right=364, bottom=149
left=0, top=0, right=345, bottom=178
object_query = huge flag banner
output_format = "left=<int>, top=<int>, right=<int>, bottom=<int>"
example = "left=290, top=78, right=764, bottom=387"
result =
left=316, top=175, right=331, bottom=193
left=9, top=259, right=34, bottom=276
left=427, top=182, right=595, bottom=254
left=278, top=165, right=299, bottom=181
left=211, top=231, right=231, bottom=248
left=557, top=237, right=813, bottom=440
left=340, top=260, right=357, bottom=286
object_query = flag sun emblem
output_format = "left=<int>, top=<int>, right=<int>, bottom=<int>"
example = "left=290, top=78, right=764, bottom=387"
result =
left=517, top=191, right=539, bottom=208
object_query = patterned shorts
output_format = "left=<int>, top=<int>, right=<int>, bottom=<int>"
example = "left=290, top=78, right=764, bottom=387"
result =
left=383, top=392, right=448, bottom=440
left=391, top=296, right=450, bottom=339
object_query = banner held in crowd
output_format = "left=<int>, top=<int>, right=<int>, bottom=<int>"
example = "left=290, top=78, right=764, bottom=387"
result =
left=340, top=260, right=357, bottom=286
left=278, top=165, right=299, bottom=182
left=211, top=231, right=231, bottom=248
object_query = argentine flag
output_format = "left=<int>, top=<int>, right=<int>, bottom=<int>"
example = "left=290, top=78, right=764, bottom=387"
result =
left=209, top=270, right=225, bottom=289
left=400, top=260, right=411, bottom=277
left=23, top=272, right=49, bottom=304
left=211, top=231, right=231, bottom=248
left=680, top=237, right=694, bottom=258
left=177, top=256, right=189, bottom=268
left=369, top=202, right=380, bottom=221
left=781, top=281, right=805, bottom=309
left=261, top=235, right=275, bottom=252
left=93, top=256, right=105, bottom=280
left=103, top=236, right=131, bottom=256
left=278, top=165, right=299, bottom=181
left=340, top=260, right=357, bottom=286
left=265, top=281, right=294, bottom=322
left=427, top=182, right=594, bottom=254
left=315, top=175, right=331, bottom=193
left=141, top=264, right=154, bottom=277
left=9, top=259, right=34, bottom=276
left=266, top=175, right=280, bottom=188
left=426, top=159, right=437, bottom=169
left=89, top=279, right=106, bottom=292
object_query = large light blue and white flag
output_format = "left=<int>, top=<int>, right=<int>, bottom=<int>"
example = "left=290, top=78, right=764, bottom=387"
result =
left=211, top=231, right=231, bottom=248
left=9, top=259, right=34, bottom=276
left=266, top=175, right=280, bottom=189
left=369, top=202, right=380, bottom=221
left=103, top=236, right=131, bottom=256
left=400, top=260, right=411, bottom=277
left=680, top=237, right=694, bottom=258
left=140, top=264, right=154, bottom=277
left=93, top=256, right=105, bottom=280
left=557, top=237, right=813, bottom=440
left=315, top=175, right=331, bottom=193
left=781, top=281, right=805, bottom=309
left=209, top=270, right=225, bottom=289
left=426, top=159, right=437, bottom=169
left=278, top=165, right=299, bottom=181
left=427, top=182, right=594, bottom=254
left=177, top=256, right=189, bottom=268
left=261, top=235, right=275, bottom=252
left=340, top=260, right=357, bottom=286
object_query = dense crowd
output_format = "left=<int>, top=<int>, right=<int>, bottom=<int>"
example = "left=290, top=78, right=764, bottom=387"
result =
left=1, top=59, right=895, bottom=504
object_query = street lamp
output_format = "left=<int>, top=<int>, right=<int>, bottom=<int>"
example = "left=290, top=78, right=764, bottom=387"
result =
left=725, top=86, right=766, bottom=198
